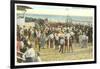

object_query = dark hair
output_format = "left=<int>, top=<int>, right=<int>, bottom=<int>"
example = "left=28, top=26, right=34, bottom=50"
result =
left=37, top=52, right=40, bottom=56
left=28, top=44, right=32, bottom=48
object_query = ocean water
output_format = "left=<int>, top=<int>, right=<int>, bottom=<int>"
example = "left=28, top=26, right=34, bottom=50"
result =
left=17, top=13, right=93, bottom=23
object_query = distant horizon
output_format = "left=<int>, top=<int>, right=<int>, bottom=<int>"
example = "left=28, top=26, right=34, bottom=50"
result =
left=17, top=13, right=93, bottom=17
left=17, top=13, right=93, bottom=22
left=17, top=13, right=93, bottom=26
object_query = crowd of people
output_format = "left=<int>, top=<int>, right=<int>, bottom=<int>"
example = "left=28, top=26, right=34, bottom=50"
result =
left=16, top=21, right=92, bottom=63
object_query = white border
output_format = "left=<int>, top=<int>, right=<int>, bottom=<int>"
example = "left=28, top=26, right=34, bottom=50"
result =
left=15, top=3, right=95, bottom=66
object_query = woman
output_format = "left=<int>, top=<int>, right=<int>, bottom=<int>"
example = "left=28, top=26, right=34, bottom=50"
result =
left=59, top=36, right=65, bottom=53
left=65, top=31, right=73, bottom=53
left=69, top=36, right=73, bottom=52
left=65, top=37, right=68, bottom=53
left=54, top=33, right=59, bottom=50
left=49, top=33, right=54, bottom=48
left=23, top=44, right=41, bottom=62
left=40, top=33, right=46, bottom=49
left=17, top=35, right=24, bottom=63
left=81, top=33, right=88, bottom=48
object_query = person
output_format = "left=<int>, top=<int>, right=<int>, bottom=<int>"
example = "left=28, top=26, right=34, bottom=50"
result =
left=74, top=29, right=79, bottom=43
left=45, top=28, right=49, bottom=48
left=65, top=30, right=73, bottom=52
left=24, top=28, right=28, bottom=37
left=39, top=33, right=46, bottom=49
left=35, top=30, right=39, bottom=48
left=23, top=44, right=41, bottom=62
left=81, top=33, right=88, bottom=48
left=36, top=30, right=41, bottom=49
left=54, top=33, right=59, bottom=50
left=65, top=37, right=68, bottom=53
left=20, top=36, right=28, bottom=53
left=17, top=35, right=24, bottom=63
left=49, top=33, right=54, bottom=48
left=69, top=36, right=73, bottom=52
left=79, top=34, right=83, bottom=47
left=59, top=36, right=65, bottom=53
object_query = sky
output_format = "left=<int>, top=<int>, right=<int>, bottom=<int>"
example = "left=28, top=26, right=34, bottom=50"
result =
left=16, top=4, right=94, bottom=17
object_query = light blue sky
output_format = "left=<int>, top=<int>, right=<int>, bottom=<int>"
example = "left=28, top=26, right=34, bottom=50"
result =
left=16, top=4, right=94, bottom=16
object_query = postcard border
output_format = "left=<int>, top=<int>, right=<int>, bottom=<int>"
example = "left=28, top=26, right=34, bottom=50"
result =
left=10, top=0, right=97, bottom=68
